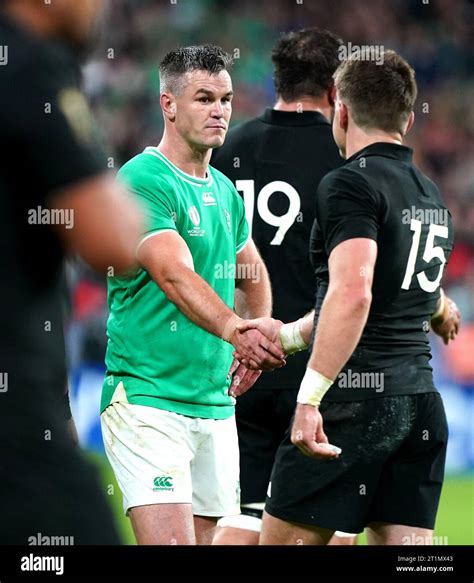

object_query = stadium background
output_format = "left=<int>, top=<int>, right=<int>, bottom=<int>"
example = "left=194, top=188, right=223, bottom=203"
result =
left=66, top=0, right=474, bottom=544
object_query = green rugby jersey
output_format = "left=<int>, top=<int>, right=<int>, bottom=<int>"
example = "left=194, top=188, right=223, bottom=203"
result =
left=101, top=147, right=249, bottom=419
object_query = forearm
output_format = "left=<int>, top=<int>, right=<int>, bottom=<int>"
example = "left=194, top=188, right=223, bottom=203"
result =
left=160, top=264, right=239, bottom=341
left=307, top=287, right=371, bottom=379
left=431, top=288, right=446, bottom=321
left=234, top=261, right=272, bottom=319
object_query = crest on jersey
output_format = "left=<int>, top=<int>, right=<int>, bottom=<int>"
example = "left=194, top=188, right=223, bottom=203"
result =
left=188, top=206, right=201, bottom=226
left=187, top=206, right=205, bottom=237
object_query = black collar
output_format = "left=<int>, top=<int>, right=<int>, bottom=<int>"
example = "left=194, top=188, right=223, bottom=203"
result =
left=346, top=142, right=414, bottom=164
left=259, top=108, right=330, bottom=127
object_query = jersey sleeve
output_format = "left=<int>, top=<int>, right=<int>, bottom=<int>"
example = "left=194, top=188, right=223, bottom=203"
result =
left=8, top=59, right=106, bottom=202
left=118, top=161, right=178, bottom=240
left=316, top=168, right=381, bottom=255
left=234, top=187, right=250, bottom=253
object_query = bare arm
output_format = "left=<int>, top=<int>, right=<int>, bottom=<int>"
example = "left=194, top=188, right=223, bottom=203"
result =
left=49, top=174, right=143, bottom=275
left=137, top=231, right=285, bottom=369
left=290, top=238, right=377, bottom=460
left=230, top=240, right=274, bottom=393
left=306, top=237, right=377, bottom=378
left=234, top=240, right=272, bottom=319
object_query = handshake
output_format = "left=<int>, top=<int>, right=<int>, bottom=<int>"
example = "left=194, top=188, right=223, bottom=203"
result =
left=225, top=316, right=308, bottom=398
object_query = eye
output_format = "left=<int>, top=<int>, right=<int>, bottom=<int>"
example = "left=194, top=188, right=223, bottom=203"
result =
left=199, top=97, right=210, bottom=103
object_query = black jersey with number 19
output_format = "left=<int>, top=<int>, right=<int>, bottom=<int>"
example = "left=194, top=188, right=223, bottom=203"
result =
left=311, top=142, right=454, bottom=401
left=212, top=108, right=342, bottom=390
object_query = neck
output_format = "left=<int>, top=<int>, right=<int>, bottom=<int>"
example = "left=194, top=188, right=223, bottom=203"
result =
left=158, top=131, right=211, bottom=179
left=273, top=97, right=332, bottom=122
left=344, top=125, right=403, bottom=159
left=4, top=2, right=56, bottom=40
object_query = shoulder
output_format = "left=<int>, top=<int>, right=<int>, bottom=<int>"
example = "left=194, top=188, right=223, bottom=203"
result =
left=318, top=163, right=377, bottom=198
left=118, top=150, right=171, bottom=187
left=209, top=165, right=245, bottom=210
left=208, top=164, right=236, bottom=190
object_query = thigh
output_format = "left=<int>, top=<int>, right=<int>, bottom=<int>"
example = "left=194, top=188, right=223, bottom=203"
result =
left=194, top=515, right=218, bottom=545
left=101, top=403, right=194, bottom=514
left=260, top=510, right=333, bottom=545
left=366, top=522, right=433, bottom=545
left=191, top=414, right=240, bottom=517
left=129, top=503, right=195, bottom=545
left=368, top=392, right=448, bottom=530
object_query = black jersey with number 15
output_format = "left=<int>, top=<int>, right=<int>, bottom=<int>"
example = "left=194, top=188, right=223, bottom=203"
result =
left=212, top=109, right=342, bottom=390
left=310, top=142, right=454, bottom=401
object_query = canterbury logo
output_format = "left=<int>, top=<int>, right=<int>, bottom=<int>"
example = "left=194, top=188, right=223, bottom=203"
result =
left=153, top=476, right=174, bottom=491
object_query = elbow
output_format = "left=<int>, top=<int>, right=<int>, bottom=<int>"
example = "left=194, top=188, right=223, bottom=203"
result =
left=354, top=291, right=372, bottom=314
left=348, top=290, right=372, bottom=314
left=332, top=285, right=372, bottom=314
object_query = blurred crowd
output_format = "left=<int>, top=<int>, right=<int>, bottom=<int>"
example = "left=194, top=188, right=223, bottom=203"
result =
left=69, top=0, right=474, bottom=382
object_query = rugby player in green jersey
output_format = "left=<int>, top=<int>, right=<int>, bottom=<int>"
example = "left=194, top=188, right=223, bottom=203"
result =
left=100, top=45, right=285, bottom=545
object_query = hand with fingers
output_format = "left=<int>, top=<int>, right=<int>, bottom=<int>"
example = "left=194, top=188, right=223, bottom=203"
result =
left=290, top=403, right=341, bottom=460
left=227, top=357, right=262, bottom=398
left=231, top=317, right=285, bottom=369
left=431, top=294, right=461, bottom=345
left=229, top=321, right=286, bottom=371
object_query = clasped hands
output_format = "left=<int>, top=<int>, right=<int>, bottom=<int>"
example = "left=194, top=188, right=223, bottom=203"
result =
left=226, top=317, right=285, bottom=398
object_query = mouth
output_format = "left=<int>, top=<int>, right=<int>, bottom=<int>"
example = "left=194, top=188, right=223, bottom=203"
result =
left=206, top=125, right=226, bottom=130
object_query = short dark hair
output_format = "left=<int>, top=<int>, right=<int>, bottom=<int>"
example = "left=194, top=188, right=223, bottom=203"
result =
left=159, top=44, right=233, bottom=95
left=271, top=28, right=343, bottom=102
left=334, top=49, right=417, bottom=133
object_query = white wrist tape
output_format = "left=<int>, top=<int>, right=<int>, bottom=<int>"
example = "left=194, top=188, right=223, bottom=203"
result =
left=297, top=368, right=333, bottom=407
left=279, top=319, right=308, bottom=355
left=431, top=288, right=446, bottom=321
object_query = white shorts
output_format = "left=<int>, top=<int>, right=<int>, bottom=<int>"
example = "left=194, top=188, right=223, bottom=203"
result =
left=101, top=400, right=240, bottom=517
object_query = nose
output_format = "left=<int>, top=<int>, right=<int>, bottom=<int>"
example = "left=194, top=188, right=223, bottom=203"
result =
left=211, top=101, right=224, bottom=118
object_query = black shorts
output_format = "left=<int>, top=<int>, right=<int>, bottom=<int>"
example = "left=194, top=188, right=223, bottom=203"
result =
left=236, top=388, right=297, bottom=507
left=265, top=392, right=448, bottom=533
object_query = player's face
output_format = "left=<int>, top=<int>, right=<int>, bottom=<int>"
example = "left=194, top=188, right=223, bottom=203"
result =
left=173, top=70, right=233, bottom=151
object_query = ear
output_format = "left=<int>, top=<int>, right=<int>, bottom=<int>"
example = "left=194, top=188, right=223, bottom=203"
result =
left=339, top=101, right=349, bottom=132
left=328, top=82, right=336, bottom=107
left=160, top=93, right=176, bottom=121
left=404, top=111, right=415, bottom=135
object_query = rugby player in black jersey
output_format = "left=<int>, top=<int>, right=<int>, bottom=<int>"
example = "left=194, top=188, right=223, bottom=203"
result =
left=212, top=28, right=359, bottom=545
left=236, top=49, right=460, bottom=545
left=0, top=0, right=141, bottom=544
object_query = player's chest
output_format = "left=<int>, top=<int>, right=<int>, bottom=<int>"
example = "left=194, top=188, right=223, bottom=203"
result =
left=174, top=187, right=236, bottom=252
